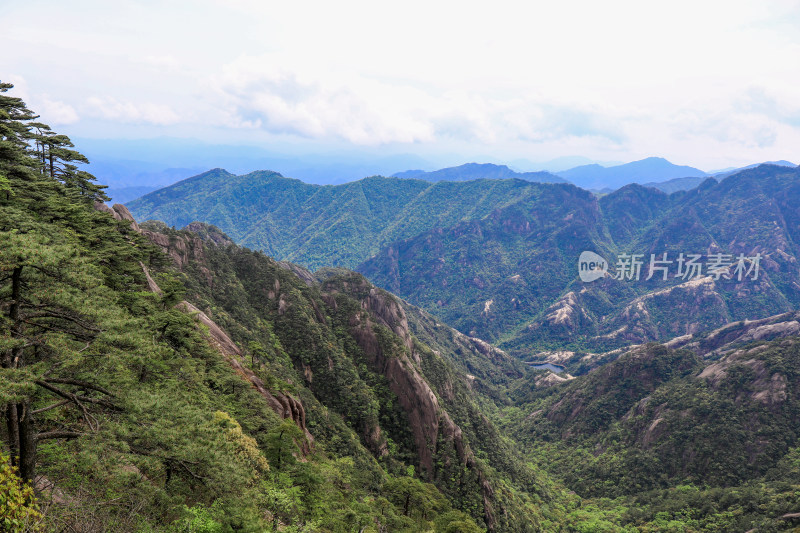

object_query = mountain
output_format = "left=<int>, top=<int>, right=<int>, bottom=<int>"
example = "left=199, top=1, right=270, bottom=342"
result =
left=712, top=159, right=797, bottom=179
left=510, top=156, right=624, bottom=173
left=7, top=84, right=800, bottom=533
left=134, top=219, right=556, bottom=531
left=128, top=164, right=800, bottom=358
left=557, top=157, right=708, bottom=190
left=128, top=170, right=569, bottom=270
left=361, top=165, right=800, bottom=354
left=392, top=163, right=566, bottom=183
left=505, top=336, right=800, bottom=530
left=640, top=175, right=709, bottom=193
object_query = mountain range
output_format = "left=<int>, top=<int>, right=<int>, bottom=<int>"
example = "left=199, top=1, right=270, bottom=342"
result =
left=129, top=163, right=800, bottom=361
left=97, top=148, right=798, bottom=205
left=6, top=85, right=800, bottom=532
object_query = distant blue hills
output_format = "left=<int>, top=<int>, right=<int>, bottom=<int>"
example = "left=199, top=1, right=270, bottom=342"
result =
left=392, top=157, right=797, bottom=193
left=77, top=134, right=796, bottom=202
left=392, top=163, right=566, bottom=183
left=554, top=157, right=707, bottom=190
left=712, top=160, right=796, bottom=179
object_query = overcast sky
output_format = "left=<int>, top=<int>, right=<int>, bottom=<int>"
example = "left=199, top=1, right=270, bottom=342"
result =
left=2, top=0, right=799, bottom=171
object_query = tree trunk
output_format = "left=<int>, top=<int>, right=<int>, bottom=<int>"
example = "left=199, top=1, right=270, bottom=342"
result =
left=17, top=403, right=36, bottom=483
left=5, top=404, right=19, bottom=467
left=4, top=267, right=23, bottom=466
left=7, top=264, right=21, bottom=359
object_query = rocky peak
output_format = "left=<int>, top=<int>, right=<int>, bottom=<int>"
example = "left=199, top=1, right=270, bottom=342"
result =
left=183, top=221, right=235, bottom=247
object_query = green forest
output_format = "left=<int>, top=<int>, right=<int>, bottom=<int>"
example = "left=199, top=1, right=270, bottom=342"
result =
left=3, top=81, right=800, bottom=532
left=126, top=157, right=800, bottom=359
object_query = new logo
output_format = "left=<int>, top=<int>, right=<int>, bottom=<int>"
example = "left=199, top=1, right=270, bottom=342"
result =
left=578, top=251, right=608, bottom=282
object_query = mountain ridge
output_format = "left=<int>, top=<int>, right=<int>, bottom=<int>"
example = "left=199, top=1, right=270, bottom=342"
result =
left=128, top=163, right=800, bottom=357
left=556, top=156, right=708, bottom=190
left=391, top=162, right=567, bottom=184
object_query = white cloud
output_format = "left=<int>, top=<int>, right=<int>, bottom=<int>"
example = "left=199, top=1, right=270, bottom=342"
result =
left=38, top=97, right=80, bottom=125
left=2, top=0, right=799, bottom=167
left=214, top=58, right=436, bottom=144
left=3, top=76, right=79, bottom=125
left=137, top=55, right=181, bottom=69
left=213, top=56, right=631, bottom=147
left=86, top=96, right=180, bottom=126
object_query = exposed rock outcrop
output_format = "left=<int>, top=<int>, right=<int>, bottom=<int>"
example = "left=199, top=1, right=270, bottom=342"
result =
left=698, top=345, right=789, bottom=408
left=328, top=279, right=477, bottom=476
left=665, top=311, right=800, bottom=358
left=534, top=371, right=575, bottom=387
left=94, top=202, right=140, bottom=231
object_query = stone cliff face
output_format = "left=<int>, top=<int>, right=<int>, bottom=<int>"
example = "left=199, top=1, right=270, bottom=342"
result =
left=324, top=276, right=474, bottom=476
left=95, top=202, right=140, bottom=232
left=666, top=310, right=800, bottom=358
left=320, top=275, right=499, bottom=529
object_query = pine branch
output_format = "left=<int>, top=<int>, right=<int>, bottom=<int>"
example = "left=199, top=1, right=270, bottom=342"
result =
left=44, top=377, right=114, bottom=397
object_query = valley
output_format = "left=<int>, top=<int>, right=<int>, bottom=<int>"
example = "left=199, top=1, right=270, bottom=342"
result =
left=3, top=82, right=800, bottom=532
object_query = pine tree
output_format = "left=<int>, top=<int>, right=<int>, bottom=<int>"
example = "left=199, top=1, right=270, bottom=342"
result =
left=0, top=82, right=120, bottom=482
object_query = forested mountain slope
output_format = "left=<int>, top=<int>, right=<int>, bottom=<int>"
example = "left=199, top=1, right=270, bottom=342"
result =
left=133, top=217, right=566, bottom=531
left=503, top=338, right=800, bottom=531
left=362, top=165, right=800, bottom=355
left=6, top=81, right=800, bottom=533
left=2, top=82, right=570, bottom=532
left=129, top=163, right=800, bottom=358
left=128, top=170, right=566, bottom=271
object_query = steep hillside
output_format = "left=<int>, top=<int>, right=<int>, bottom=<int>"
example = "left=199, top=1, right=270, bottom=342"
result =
left=135, top=218, right=565, bottom=531
left=129, top=171, right=570, bottom=270
left=358, top=182, right=606, bottom=346
left=504, top=339, right=800, bottom=531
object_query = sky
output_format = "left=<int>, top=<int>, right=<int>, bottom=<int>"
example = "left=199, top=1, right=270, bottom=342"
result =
left=2, top=0, right=800, bottom=175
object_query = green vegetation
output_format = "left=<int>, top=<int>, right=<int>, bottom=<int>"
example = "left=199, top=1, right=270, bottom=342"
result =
left=128, top=158, right=800, bottom=358
left=0, top=451, right=41, bottom=532
left=503, top=341, right=800, bottom=531
left=0, top=82, right=499, bottom=531
left=4, top=81, right=800, bottom=532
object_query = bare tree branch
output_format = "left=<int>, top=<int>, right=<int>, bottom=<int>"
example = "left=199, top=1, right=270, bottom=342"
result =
left=36, top=430, right=82, bottom=440
left=32, top=399, right=70, bottom=414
